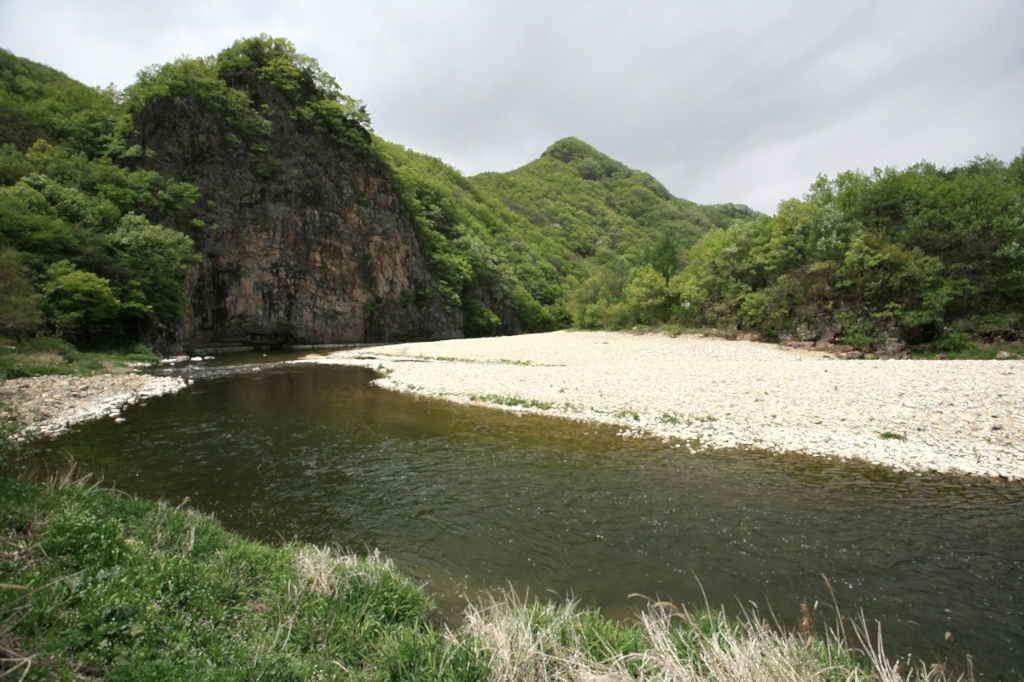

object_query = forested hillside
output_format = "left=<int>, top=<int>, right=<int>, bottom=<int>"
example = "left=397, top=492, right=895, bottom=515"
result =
left=0, top=48, right=201, bottom=348
left=664, top=158, right=1024, bottom=350
left=1, top=38, right=1021, bottom=357
left=371, top=137, right=755, bottom=335
left=371, top=139, right=573, bottom=335
left=472, top=137, right=757, bottom=327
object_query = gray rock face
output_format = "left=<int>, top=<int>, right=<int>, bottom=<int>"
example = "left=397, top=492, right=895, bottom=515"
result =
left=131, top=77, right=462, bottom=351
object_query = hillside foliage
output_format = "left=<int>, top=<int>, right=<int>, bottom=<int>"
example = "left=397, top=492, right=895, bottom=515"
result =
left=0, top=47, right=203, bottom=347
left=373, top=139, right=582, bottom=335
left=374, top=137, right=758, bottom=334
left=666, top=157, right=1024, bottom=347
left=2, top=38, right=1021, bottom=353
left=0, top=36, right=375, bottom=349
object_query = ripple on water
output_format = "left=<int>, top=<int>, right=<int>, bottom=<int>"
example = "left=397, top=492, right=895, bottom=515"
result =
left=22, top=361, right=1024, bottom=679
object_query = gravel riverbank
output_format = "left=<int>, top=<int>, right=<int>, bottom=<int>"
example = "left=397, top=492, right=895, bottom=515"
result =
left=0, top=373, right=187, bottom=439
left=301, top=330, right=1024, bottom=480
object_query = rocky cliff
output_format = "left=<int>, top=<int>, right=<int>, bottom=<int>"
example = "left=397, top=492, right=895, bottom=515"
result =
left=130, top=73, right=461, bottom=351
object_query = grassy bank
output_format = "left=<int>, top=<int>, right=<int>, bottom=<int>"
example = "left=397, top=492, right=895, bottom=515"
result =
left=0, top=470, right=483, bottom=681
left=0, top=473, right=972, bottom=681
left=0, top=337, right=159, bottom=382
left=0, top=399, right=968, bottom=682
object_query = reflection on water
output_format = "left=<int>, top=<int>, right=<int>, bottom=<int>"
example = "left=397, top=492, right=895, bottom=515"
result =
left=24, top=360, right=1024, bottom=678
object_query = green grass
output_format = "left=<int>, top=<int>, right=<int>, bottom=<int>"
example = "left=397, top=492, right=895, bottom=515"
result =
left=879, top=432, right=907, bottom=441
left=0, top=466, right=968, bottom=681
left=0, top=337, right=159, bottom=382
left=469, top=394, right=554, bottom=410
left=449, top=588, right=945, bottom=682
left=0, top=472, right=485, bottom=681
left=910, top=343, right=1022, bottom=360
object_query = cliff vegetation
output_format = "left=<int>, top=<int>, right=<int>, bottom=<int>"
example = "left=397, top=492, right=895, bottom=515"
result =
left=1, top=37, right=1022, bottom=357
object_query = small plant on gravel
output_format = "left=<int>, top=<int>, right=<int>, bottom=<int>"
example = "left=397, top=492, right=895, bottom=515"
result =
left=0, top=404, right=21, bottom=468
left=880, top=432, right=907, bottom=441
left=471, top=394, right=554, bottom=410
left=659, top=412, right=680, bottom=424
left=935, top=331, right=975, bottom=353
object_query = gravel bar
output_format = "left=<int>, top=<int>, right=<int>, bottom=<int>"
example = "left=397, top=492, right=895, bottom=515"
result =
left=300, top=330, right=1023, bottom=480
left=1, top=373, right=187, bottom=439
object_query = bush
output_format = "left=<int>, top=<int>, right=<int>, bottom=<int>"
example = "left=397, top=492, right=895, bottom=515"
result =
left=0, top=248, right=42, bottom=340
left=935, top=330, right=975, bottom=352
left=41, top=261, right=121, bottom=345
left=15, top=335, right=80, bottom=359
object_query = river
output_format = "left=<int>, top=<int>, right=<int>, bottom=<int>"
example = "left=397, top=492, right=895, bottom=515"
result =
left=23, top=355, right=1024, bottom=678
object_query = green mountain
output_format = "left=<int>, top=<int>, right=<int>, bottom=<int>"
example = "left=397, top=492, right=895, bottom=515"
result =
left=474, top=137, right=753, bottom=265
left=371, top=137, right=757, bottom=335
left=464, top=137, right=757, bottom=327
left=2, top=37, right=1021, bottom=357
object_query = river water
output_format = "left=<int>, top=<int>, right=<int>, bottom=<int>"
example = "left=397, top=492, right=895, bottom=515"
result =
left=27, top=355, right=1024, bottom=677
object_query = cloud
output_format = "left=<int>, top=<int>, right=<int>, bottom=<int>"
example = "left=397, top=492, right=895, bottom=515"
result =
left=3, top=0, right=1022, bottom=212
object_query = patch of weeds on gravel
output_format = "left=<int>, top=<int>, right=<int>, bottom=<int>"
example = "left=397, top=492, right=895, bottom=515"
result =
left=659, top=412, right=680, bottom=424
left=470, top=394, right=554, bottom=410
left=410, top=354, right=560, bottom=367
left=879, top=431, right=907, bottom=441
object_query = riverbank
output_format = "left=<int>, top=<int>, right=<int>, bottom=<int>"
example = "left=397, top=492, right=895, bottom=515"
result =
left=0, top=473, right=948, bottom=680
left=0, top=373, right=186, bottom=439
left=301, top=330, right=1023, bottom=480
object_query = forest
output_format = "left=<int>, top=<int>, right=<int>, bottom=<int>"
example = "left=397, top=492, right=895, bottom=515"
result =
left=1, top=36, right=1021, bottom=357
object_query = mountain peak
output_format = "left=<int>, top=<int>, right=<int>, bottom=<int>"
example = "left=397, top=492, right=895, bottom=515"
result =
left=540, top=137, right=631, bottom=181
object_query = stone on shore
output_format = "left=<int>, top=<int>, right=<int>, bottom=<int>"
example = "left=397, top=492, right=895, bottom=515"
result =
left=0, top=374, right=187, bottom=439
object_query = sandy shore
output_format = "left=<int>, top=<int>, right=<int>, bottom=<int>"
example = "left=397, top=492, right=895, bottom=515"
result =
left=0, top=373, right=186, bottom=439
left=300, top=330, right=1024, bottom=480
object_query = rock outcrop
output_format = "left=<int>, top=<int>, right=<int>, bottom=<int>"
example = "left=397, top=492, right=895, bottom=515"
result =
left=130, top=75, right=462, bottom=351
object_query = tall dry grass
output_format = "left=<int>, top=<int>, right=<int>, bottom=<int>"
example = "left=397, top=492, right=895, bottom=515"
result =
left=448, top=588, right=970, bottom=682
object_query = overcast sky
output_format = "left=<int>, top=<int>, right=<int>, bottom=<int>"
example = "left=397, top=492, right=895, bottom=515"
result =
left=1, top=1, right=1021, bottom=213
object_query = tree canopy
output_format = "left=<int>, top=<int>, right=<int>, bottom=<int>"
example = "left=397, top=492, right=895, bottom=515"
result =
left=664, top=157, right=1024, bottom=347
left=3, top=40, right=1019, bottom=353
left=0, top=49, right=201, bottom=347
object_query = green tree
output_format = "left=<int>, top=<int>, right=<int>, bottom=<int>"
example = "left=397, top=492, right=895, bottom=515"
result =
left=113, top=213, right=199, bottom=323
left=625, top=264, right=669, bottom=324
left=648, top=233, right=679, bottom=280
left=41, top=261, right=120, bottom=344
left=0, top=248, right=42, bottom=340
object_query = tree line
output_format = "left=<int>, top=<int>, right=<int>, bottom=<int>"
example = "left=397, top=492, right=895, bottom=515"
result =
left=3, top=37, right=1020, bottom=354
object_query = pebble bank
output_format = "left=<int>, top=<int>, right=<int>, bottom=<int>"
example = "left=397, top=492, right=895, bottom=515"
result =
left=0, top=373, right=186, bottom=439
left=301, top=330, right=1024, bottom=480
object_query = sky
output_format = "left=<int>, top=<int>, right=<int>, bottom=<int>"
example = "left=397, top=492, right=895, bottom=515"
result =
left=1, top=0, right=1022, bottom=214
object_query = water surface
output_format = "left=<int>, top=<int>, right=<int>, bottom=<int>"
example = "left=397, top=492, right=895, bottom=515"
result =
left=27, top=358, right=1024, bottom=677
